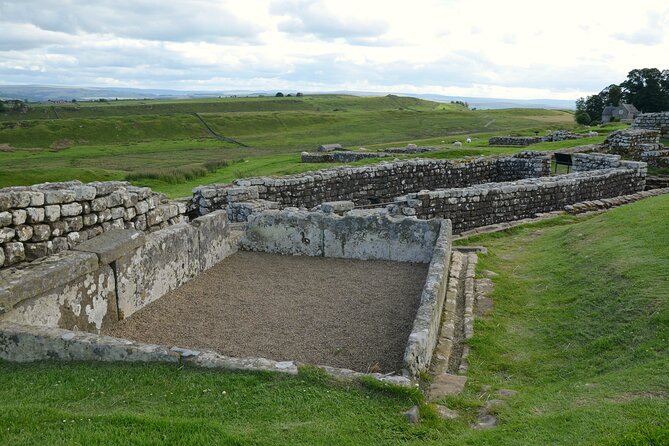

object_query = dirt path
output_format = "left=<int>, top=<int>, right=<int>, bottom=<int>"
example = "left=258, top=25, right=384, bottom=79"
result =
left=104, top=251, right=428, bottom=373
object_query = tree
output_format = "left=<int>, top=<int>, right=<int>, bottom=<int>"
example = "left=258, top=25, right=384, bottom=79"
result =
left=621, top=68, right=669, bottom=112
left=575, top=111, right=591, bottom=125
left=275, top=92, right=284, bottom=97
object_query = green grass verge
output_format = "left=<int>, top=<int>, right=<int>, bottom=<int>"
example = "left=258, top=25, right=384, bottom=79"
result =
left=1, top=195, right=667, bottom=444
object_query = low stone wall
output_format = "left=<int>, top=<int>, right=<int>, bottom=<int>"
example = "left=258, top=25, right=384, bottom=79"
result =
left=633, top=112, right=669, bottom=136
left=193, top=154, right=550, bottom=215
left=382, top=145, right=445, bottom=154
left=0, top=210, right=238, bottom=329
left=300, top=151, right=393, bottom=163
left=604, top=128, right=661, bottom=156
left=241, top=209, right=444, bottom=263
left=392, top=160, right=646, bottom=233
left=0, top=181, right=187, bottom=268
left=489, top=131, right=588, bottom=147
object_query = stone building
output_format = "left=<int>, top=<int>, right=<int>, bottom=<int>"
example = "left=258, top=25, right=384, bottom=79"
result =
left=602, top=104, right=640, bottom=123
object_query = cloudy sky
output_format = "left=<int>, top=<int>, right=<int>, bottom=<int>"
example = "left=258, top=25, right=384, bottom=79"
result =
left=1, top=0, right=667, bottom=99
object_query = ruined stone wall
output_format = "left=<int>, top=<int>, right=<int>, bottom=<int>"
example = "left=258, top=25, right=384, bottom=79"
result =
left=603, top=128, right=660, bottom=156
left=633, top=112, right=669, bottom=136
left=300, top=151, right=393, bottom=163
left=0, top=181, right=188, bottom=267
left=193, top=155, right=550, bottom=215
left=488, top=136, right=545, bottom=146
left=393, top=165, right=646, bottom=233
left=0, top=210, right=239, bottom=329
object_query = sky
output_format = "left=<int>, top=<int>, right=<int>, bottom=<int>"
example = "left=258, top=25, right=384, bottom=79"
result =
left=0, top=0, right=667, bottom=100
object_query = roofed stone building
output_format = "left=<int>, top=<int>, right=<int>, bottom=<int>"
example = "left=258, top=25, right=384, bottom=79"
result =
left=602, top=104, right=640, bottom=123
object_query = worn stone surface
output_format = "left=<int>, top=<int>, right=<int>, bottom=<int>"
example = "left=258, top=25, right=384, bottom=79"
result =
left=242, top=209, right=444, bottom=264
left=73, top=228, right=145, bottom=265
left=0, top=250, right=98, bottom=313
left=1, top=265, right=117, bottom=333
left=190, top=210, right=238, bottom=271
left=115, top=223, right=200, bottom=319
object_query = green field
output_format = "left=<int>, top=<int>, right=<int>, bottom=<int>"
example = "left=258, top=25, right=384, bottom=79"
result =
left=1, top=195, right=667, bottom=445
left=0, top=94, right=611, bottom=197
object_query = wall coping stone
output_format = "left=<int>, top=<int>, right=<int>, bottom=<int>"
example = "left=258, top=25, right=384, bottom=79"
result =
left=73, top=229, right=146, bottom=265
left=0, top=250, right=99, bottom=314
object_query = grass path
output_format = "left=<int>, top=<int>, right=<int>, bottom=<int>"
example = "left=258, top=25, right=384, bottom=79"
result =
left=1, top=196, right=668, bottom=444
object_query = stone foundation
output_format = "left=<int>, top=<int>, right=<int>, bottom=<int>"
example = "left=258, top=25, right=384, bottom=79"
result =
left=633, top=112, right=669, bottom=136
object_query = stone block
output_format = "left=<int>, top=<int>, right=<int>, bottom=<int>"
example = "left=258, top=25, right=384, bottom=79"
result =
left=0, top=265, right=117, bottom=333
left=191, top=210, right=237, bottom=271
left=115, top=224, right=200, bottom=319
left=3, top=242, right=25, bottom=266
left=321, top=201, right=355, bottom=214
left=74, top=228, right=146, bottom=265
left=44, top=189, right=76, bottom=205
left=44, top=205, right=61, bottom=222
left=24, top=242, right=49, bottom=261
left=31, top=224, right=51, bottom=242
left=15, top=225, right=33, bottom=242
left=0, top=250, right=99, bottom=313
left=60, top=202, right=83, bottom=217
left=12, top=209, right=27, bottom=226
left=0, top=211, right=11, bottom=227
left=25, top=207, right=45, bottom=223
left=0, top=228, right=15, bottom=243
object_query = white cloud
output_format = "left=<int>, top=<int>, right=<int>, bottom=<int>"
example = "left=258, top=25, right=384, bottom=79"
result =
left=0, top=0, right=668, bottom=99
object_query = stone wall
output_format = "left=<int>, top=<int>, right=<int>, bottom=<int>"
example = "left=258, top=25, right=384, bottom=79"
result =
left=392, top=161, right=646, bottom=233
left=489, top=131, right=587, bottom=146
left=603, top=128, right=661, bottom=156
left=300, top=151, right=393, bottom=163
left=0, top=210, right=239, bottom=329
left=241, top=209, right=444, bottom=263
left=193, top=154, right=550, bottom=215
left=633, top=112, right=669, bottom=136
left=0, top=181, right=188, bottom=268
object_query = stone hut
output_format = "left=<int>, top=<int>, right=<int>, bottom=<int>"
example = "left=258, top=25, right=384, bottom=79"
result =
left=602, top=104, right=640, bottom=123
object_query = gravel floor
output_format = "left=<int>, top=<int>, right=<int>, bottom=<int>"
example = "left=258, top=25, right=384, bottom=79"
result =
left=103, top=251, right=428, bottom=373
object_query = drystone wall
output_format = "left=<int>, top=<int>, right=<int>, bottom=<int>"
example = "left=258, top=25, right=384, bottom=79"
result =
left=604, top=128, right=660, bottom=156
left=193, top=155, right=550, bottom=215
left=0, top=181, right=187, bottom=268
left=489, top=131, right=587, bottom=146
left=633, top=112, right=669, bottom=136
left=0, top=210, right=238, bottom=330
left=392, top=163, right=646, bottom=233
left=300, top=151, right=393, bottom=163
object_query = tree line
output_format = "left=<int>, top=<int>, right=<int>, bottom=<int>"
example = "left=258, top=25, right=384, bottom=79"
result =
left=575, top=68, right=669, bottom=125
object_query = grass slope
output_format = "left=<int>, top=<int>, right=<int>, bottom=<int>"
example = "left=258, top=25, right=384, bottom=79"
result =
left=1, top=196, right=667, bottom=445
left=0, top=95, right=588, bottom=194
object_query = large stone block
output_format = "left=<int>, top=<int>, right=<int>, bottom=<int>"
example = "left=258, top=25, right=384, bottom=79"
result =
left=74, top=228, right=145, bottom=265
left=190, top=210, right=238, bottom=271
left=241, top=210, right=325, bottom=256
left=0, top=250, right=98, bottom=313
left=0, top=265, right=117, bottom=333
left=115, top=223, right=200, bottom=319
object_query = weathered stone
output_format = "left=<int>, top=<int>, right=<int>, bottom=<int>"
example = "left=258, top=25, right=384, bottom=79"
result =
left=24, top=242, right=49, bottom=261
left=0, top=211, right=13, bottom=227
left=0, top=227, right=15, bottom=243
left=60, top=202, right=83, bottom=217
left=0, top=250, right=98, bottom=311
left=44, top=189, right=76, bottom=205
left=191, top=210, right=237, bottom=271
left=31, top=224, right=51, bottom=242
left=44, top=205, right=60, bottom=222
left=74, top=229, right=146, bottom=265
left=15, top=225, right=33, bottom=242
left=12, top=209, right=27, bottom=226
left=83, top=213, right=98, bottom=226
left=63, top=216, right=83, bottom=232
left=2, top=242, right=25, bottom=266
left=402, top=406, right=420, bottom=424
left=435, top=405, right=459, bottom=420
left=25, top=207, right=45, bottom=223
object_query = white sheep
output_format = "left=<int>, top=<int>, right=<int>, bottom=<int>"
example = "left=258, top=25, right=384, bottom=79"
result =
left=587, top=131, right=599, bottom=137
left=453, top=141, right=463, bottom=147
left=466, top=137, right=472, bottom=144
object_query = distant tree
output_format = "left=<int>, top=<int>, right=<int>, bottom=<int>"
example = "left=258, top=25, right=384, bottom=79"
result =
left=296, top=92, right=304, bottom=97
left=275, top=92, right=284, bottom=97
left=0, top=101, right=5, bottom=112
left=286, top=94, right=292, bottom=97
left=71, top=99, right=77, bottom=103
left=621, top=68, right=669, bottom=112
left=575, top=111, right=591, bottom=125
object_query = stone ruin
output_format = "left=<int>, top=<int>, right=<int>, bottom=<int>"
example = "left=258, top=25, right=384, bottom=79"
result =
left=488, top=130, right=590, bottom=147
left=0, top=149, right=652, bottom=386
left=603, top=125, right=669, bottom=169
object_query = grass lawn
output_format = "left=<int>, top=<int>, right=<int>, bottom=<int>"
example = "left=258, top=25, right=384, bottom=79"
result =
left=1, top=195, right=667, bottom=445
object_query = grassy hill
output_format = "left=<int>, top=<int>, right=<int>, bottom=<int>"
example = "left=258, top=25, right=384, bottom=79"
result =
left=0, top=94, right=593, bottom=195
left=1, top=195, right=666, bottom=445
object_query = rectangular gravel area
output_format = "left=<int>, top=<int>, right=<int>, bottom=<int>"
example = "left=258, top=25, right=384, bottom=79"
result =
left=103, top=251, right=429, bottom=373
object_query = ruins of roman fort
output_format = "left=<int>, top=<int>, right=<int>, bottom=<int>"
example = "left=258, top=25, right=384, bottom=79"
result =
left=1, top=111, right=669, bottom=391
